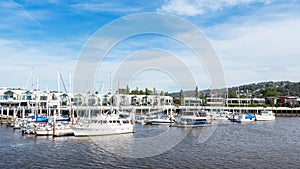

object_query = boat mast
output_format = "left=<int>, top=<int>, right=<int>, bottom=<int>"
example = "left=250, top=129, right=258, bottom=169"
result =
left=69, top=72, right=72, bottom=95
left=34, top=75, right=39, bottom=119
left=69, top=72, right=75, bottom=125
left=238, top=87, right=241, bottom=114
left=36, top=75, right=40, bottom=116
left=57, top=70, right=61, bottom=118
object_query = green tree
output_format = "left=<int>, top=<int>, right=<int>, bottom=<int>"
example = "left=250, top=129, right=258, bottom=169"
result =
left=130, top=87, right=139, bottom=95
left=145, top=88, right=152, bottom=95
left=180, top=89, right=184, bottom=106
left=195, top=86, right=199, bottom=98
left=228, top=90, right=237, bottom=98
left=261, top=87, right=281, bottom=97
left=126, top=85, right=130, bottom=94
left=139, top=90, right=145, bottom=95
left=153, top=87, right=157, bottom=95
left=198, top=93, right=206, bottom=106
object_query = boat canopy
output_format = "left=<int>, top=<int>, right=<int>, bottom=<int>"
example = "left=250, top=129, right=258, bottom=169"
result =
left=245, top=113, right=255, bottom=119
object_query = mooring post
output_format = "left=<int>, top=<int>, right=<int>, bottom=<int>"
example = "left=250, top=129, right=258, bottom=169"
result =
left=53, top=113, right=56, bottom=138
left=6, top=107, right=9, bottom=127
left=13, top=107, right=16, bottom=128
left=0, top=107, right=3, bottom=124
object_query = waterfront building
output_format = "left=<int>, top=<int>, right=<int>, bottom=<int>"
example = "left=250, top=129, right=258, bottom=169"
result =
left=184, top=97, right=203, bottom=107
left=0, top=88, right=29, bottom=107
left=225, top=98, right=265, bottom=106
left=2, top=86, right=299, bottom=118
left=71, top=94, right=84, bottom=106
left=206, top=97, right=224, bottom=106
left=252, top=98, right=266, bottom=105
left=278, top=96, right=298, bottom=106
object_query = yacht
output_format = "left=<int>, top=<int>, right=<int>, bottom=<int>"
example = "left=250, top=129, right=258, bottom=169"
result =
left=11, top=119, right=23, bottom=129
left=236, top=113, right=255, bottom=123
left=228, top=112, right=240, bottom=122
left=211, top=111, right=230, bottom=120
left=174, top=111, right=211, bottom=127
left=70, top=113, right=134, bottom=137
left=134, top=115, right=147, bottom=125
left=35, top=122, right=74, bottom=136
left=145, top=114, right=175, bottom=125
left=35, top=123, right=53, bottom=136
left=255, top=111, right=275, bottom=121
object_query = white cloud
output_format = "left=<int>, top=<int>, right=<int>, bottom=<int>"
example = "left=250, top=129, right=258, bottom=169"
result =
left=158, top=0, right=204, bottom=16
left=211, top=17, right=300, bottom=86
left=0, top=38, right=78, bottom=90
left=2, top=0, right=299, bottom=92
left=0, top=1, right=42, bottom=28
left=71, top=2, right=141, bottom=13
left=158, top=0, right=271, bottom=16
left=89, top=33, right=216, bottom=92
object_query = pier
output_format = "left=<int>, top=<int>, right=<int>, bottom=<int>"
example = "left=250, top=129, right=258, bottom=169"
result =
left=1, top=105, right=299, bottom=121
left=202, top=106, right=300, bottom=117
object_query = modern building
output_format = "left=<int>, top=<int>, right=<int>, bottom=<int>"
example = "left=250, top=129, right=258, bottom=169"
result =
left=184, top=97, right=203, bottom=107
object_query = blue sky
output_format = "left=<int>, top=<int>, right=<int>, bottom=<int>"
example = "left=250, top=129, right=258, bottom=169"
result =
left=1, top=0, right=300, bottom=93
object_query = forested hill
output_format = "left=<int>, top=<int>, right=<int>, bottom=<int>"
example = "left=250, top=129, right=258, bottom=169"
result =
left=170, top=81, right=300, bottom=98
left=226, top=81, right=300, bottom=98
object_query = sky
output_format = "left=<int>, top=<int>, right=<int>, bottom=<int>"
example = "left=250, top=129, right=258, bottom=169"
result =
left=0, top=0, right=300, bottom=93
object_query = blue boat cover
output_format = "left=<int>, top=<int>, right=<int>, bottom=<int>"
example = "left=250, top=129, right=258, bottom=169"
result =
left=245, top=113, right=255, bottom=119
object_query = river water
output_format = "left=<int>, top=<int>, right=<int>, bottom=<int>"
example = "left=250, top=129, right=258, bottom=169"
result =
left=0, top=117, right=299, bottom=168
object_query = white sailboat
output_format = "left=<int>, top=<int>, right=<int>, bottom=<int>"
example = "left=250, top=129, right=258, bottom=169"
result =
left=35, top=123, right=53, bottom=136
left=53, top=123, right=74, bottom=137
left=35, top=122, right=74, bottom=136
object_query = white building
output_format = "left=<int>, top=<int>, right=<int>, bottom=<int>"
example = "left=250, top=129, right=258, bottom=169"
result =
left=184, top=97, right=203, bottom=106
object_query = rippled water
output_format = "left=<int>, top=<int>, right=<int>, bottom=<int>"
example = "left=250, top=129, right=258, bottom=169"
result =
left=1, top=117, right=299, bottom=168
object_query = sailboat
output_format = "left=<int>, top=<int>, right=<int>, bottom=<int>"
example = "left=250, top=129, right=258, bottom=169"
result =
left=35, top=121, right=74, bottom=136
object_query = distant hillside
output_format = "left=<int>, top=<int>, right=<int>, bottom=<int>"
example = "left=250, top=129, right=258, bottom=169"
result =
left=228, top=81, right=300, bottom=98
left=170, top=81, right=300, bottom=98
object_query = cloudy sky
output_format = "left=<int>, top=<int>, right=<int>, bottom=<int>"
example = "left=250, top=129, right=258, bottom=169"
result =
left=1, top=0, right=299, bottom=93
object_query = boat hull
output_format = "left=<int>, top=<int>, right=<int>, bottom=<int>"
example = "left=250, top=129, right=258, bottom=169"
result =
left=70, top=125, right=134, bottom=137
left=175, top=120, right=211, bottom=127
left=255, top=111, right=275, bottom=121
left=255, top=116, right=275, bottom=121
left=236, top=114, right=255, bottom=123
left=146, top=120, right=174, bottom=125
left=53, top=129, right=74, bottom=137
left=36, top=130, right=53, bottom=136
left=237, top=118, right=255, bottom=123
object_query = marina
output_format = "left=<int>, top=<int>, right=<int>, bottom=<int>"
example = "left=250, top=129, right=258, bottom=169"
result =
left=0, top=92, right=299, bottom=168
left=0, top=117, right=299, bottom=168
left=1, top=0, right=300, bottom=168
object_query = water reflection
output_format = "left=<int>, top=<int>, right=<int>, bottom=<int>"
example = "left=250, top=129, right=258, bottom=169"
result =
left=89, top=125, right=190, bottom=158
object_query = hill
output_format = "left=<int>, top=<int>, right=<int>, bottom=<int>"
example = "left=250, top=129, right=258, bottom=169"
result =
left=170, top=81, right=300, bottom=98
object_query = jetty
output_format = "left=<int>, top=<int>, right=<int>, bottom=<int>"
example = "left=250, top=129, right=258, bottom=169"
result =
left=0, top=105, right=299, bottom=122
